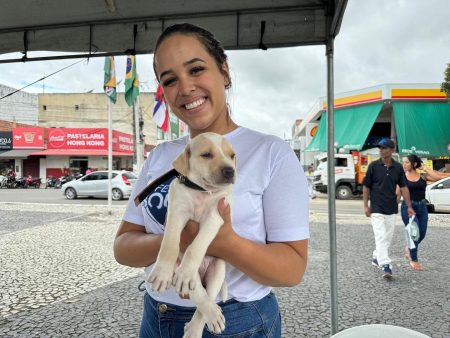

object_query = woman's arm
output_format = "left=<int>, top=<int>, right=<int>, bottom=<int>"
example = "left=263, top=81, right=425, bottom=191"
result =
left=181, top=199, right=308, bottom=287
left=422, top=166, right=444, bottom=182
left=114, top=221, right=163, bottom=268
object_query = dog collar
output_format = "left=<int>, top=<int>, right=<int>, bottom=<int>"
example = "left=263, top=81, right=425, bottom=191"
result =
left=176, top=173, right=208, bottom=192
left=134, top=168, right=209, bottom=206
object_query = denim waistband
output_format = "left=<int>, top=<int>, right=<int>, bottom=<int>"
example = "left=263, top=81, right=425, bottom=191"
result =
left=402, top=199, right=426, bottom=205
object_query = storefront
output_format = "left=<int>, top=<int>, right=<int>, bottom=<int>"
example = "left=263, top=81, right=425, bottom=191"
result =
left=31, top=128, right=134, bottom=178
left=0, top=128, right=45, bottom=177
left=0, top=131, right=13, bottom=174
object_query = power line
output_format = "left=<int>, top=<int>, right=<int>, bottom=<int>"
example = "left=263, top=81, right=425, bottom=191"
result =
left=0, top=59, right=85, bottom=101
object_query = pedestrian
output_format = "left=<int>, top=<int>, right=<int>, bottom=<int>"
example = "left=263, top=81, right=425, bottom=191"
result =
left=114, top=23, right=309, bottom=338
left=305, top=165, right=316, bottom=199
left=362, top=138, right=415, bottom=279
left=396, top=155, right=441, bottom=271
left=85, top=168, right=92, bottom=175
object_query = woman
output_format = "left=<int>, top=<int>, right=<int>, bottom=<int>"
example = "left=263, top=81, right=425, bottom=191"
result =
left=397, top=155, right=440, bottom=271
left=114, top=23, right=309, bottom=337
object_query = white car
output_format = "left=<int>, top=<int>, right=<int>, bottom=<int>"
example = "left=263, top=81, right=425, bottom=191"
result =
left=62, top=170, right=137, bottom=200
left=425, top=177, right=450, bottom=213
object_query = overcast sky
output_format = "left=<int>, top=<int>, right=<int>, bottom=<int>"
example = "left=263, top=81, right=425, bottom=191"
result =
left=1, top=0, right=449, bottom=139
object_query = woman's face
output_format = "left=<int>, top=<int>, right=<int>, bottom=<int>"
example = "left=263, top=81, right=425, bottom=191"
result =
left=402, top=157, right=412, bottom=171
left=154, top=34, right=230, bottom=137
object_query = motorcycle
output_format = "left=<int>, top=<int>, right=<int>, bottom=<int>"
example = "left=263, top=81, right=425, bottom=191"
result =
left=45, top=176, right=59, bottom=188
left=13, top=177, right=27, bottom=189
left=26, top=175, right=42, bottom=188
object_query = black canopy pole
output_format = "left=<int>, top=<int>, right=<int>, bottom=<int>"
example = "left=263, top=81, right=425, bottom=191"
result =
left=326, top=8, right=338, bottom=337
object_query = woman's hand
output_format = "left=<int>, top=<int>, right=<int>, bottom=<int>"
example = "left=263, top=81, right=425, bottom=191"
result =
left=179, top=198, right=237, bottom=257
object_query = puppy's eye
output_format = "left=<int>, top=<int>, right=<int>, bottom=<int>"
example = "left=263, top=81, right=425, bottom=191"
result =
left=201, top=152, right=213, bottom=159
left=230, top=153, right=236, bottom=160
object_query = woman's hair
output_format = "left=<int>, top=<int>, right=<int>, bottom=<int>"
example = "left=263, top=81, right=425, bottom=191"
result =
left=407, top=155, right=423, bottom=169
left=153, top=23, right=231, bottom=88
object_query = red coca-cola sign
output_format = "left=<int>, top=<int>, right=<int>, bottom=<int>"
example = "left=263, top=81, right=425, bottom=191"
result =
left=48, top=128, right=108, bottom=150
left=12, top=127, right=45, bottom=149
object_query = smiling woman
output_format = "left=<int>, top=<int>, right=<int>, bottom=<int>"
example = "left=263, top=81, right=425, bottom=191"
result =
left=114, top=23, right=310, bottom=338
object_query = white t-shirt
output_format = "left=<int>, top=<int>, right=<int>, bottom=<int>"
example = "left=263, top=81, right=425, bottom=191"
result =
left=123, top=126, right=309, bottom=306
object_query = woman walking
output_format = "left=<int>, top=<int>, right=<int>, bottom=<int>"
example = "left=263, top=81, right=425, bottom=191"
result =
left=397, top=155, right=440, bottom=270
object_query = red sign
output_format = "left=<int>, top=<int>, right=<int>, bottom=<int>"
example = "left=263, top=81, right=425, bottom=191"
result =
left=47, top=128, right=134, bottom=153
left=113, top=130, right=134, bottom=153
left=12, top=128, right=45, bottom=149
left=310, top=126, right=318, bottom=137
left=48, top=128, right=108, bottom=149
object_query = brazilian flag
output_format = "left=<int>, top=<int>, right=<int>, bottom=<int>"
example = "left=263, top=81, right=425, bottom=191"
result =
left=125, top=55, right=139, bottom=106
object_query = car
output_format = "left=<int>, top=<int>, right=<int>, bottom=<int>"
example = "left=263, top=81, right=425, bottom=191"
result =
left=425, top=177, right=450, bottom=213
left=61, top=170, right=137, bottom=200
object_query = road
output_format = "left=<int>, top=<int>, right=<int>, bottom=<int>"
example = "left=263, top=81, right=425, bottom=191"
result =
left=0, top=189, right=365, bottom=215
left=0, top=187, right=128, bottom=206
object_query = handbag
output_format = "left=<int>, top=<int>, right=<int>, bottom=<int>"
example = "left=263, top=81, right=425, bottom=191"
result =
left=405, top=217, right=420, bottom=249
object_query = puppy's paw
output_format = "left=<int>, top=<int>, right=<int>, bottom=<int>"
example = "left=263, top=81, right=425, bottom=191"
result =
left=173, top=264, right=198, bottom=294
left=203, top=303, right=225, bottom=334
left=183, top=320, right=204, bottom=338
left=147, top=262, right=174, bottom=293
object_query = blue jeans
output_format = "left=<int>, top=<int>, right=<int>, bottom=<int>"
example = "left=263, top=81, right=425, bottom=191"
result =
left=401, top=200, right=428, bottom=261
left=140, top=292, right=281, bottom=338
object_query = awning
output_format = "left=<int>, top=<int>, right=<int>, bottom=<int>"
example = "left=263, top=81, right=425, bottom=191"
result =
left=394, top=102, right=450, bottom=157
left=306, top=103, right=383, bottom=152
left=30, top=149, right=133, bottom=156
left=0, top=0, right=347, bottom=63
left=0, top=149, right=42, bottom=158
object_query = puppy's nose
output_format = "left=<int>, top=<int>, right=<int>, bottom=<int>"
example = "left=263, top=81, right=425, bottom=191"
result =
left=222, top=166, right=235, bottom=180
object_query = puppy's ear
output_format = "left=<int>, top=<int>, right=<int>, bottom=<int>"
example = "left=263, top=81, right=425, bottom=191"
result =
left=172, top=144, right=190, bottom=176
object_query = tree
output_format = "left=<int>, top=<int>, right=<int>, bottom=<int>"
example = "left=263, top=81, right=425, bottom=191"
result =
left=441, top=63, right=450, bottom=100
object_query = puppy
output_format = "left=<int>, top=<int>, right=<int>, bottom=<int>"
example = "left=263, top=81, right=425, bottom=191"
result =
left=148, top=132, right=236, bottom=338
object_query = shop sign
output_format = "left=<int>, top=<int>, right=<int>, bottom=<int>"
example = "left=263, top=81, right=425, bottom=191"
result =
left=12, top=127, right=45, bottom=149
left=112, top=130, right=134, bottom=153
left=48, top=128, right=108, bottom=150
left=0, top=131, right=12, bottom=150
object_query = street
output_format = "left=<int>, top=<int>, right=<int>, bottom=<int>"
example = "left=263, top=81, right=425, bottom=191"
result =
left=0, top=198, right=449, bottom=337
left=0, top=188, right=128, bottom=206
left=0, top=189, right=365, bottom=215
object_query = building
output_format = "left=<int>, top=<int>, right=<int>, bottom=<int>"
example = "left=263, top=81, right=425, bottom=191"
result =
left=294, top=83, right=450, bottom=170
left=1, top=86, right=188, bottom=179
left=0, top=84, right=38, bottom=125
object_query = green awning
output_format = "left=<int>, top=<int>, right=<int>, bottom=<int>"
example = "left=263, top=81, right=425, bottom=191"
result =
left=393, top=102, right=450, bottom=157
left=306, top=103, right=383, bottom=152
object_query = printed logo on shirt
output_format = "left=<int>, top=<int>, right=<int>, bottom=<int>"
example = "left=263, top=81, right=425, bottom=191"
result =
left=141, top=176, right=176, bottom=230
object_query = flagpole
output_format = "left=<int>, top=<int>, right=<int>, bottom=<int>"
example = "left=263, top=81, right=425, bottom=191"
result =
left=107, top=98, right=112, bottom=215
left=133, top=100, right=141, bottom=174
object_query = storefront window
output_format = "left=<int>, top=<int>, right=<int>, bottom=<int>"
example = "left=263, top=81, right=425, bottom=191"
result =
left=69, top=157, right=88, bottom=175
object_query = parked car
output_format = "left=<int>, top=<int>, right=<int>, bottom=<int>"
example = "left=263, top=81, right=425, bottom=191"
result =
left=425, top=177, right=450, bottom=213
left=61, top=170, right=137, bottom=200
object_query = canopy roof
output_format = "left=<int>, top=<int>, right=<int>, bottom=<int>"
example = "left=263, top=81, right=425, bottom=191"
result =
left=0, top=0, right=347, bottom=62
left=394, top=102, right=450, bottom=157
left=306, top=103, right=383, bottom=152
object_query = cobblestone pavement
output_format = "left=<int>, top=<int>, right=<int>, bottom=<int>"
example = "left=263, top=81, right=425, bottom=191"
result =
left=0, top=203, right=448, bottom=337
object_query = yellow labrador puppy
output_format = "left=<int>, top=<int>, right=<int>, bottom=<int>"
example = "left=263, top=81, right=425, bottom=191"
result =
left=148, top=132, right=236, bottom=337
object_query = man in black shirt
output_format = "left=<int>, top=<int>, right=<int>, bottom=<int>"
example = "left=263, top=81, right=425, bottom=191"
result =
left=363, top=138, right=415, bottom=279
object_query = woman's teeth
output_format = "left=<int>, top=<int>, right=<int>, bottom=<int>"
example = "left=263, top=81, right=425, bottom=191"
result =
left=185, top=98, right=205, bottom=110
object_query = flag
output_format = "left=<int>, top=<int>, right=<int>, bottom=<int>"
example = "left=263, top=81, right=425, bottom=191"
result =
left=153, top=84, right=169, bottom=132
left=103, top=56, right=117, bottom=103
left=125, top=55, right=139, bottom=106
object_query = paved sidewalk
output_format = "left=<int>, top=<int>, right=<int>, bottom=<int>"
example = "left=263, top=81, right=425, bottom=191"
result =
left=0, top=203, right=448, bottom=337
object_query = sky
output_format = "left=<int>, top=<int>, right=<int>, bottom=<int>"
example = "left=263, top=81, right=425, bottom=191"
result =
left=0, top=0, right=449, bottom=140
